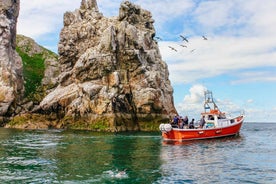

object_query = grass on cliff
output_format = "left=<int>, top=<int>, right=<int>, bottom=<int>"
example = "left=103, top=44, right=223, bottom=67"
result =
left=16, top=47, right=45, bottom=98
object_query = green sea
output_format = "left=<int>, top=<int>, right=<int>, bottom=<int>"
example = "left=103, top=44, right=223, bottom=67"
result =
left=0, top=122, right=275, bottom=183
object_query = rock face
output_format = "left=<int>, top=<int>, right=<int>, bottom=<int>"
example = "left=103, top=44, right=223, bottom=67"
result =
left=16, top=34, right=60, bottom=93
left=0, top=0, right=23, bottom=117
left=4, top=35, right=59, bottom=129
left=38, top=0, right=177, bottom=131
left=15, top=34, right=59, bottom=108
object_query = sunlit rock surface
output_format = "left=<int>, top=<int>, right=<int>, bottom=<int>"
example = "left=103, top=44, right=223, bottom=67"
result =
left=9, top=0, right=177, bottom=131
left=36, top=0, right=177, bottom=131
left=0, top=0, right=23, bottom=118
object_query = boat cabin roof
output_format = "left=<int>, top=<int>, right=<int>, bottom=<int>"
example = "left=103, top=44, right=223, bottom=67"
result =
left=201, top=109, right=226, bottom=119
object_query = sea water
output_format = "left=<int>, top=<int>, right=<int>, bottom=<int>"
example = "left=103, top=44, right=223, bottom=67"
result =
left=0, top=122, right=275, bottom=183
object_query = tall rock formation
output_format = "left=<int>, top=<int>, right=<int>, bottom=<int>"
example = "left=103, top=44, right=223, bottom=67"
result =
left=0, top=0, right=23, bottom=118
left=36, top=0, right=177, bottom=131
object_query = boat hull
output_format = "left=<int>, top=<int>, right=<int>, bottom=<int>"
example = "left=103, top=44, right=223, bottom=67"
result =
left=161, top=116, right=243, bottom=141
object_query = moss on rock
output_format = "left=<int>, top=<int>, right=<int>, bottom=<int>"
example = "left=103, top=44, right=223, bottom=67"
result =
left=16, top=34, right=58, bottom=102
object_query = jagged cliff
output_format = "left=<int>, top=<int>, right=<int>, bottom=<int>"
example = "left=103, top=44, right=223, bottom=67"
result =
left=36, top=0, right=176, bottom=131
left=0, top=0, right=23, bottom=120
left=5, top=0, right=177, bottom=131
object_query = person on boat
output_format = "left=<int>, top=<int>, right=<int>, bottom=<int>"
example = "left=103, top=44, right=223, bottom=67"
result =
left=199, top=116, right=206, bottom=128
left=189, top=119, right=195, bottom=129
left=178, top=116, right=184, bottom=129
left=208, top=115, right=214, bottom=120
left=183, top=116, right=189, bottom=129
left=171, top=115, right=179, bottom=128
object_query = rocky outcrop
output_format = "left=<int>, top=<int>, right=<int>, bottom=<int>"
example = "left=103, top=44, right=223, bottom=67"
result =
left=15, top=35, right=59, bottom=109
left=33, top=0, right=177, bottom=131
left=5, top=35, right=58, bottom=128
left=16, top=34, right=59, bottom=94
left=0, top=0, right=23, bottom=118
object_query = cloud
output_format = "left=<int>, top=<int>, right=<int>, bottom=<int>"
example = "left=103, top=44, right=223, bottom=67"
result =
left=176, top=84, right=244, bottom=119
left=231, top=70, right=276, bottom=84
left=160, top=33, right=276, bottom=85
left=192, top=0, right=276, bottom=37
left=154, top=0, right=276, bottom=85
left=183, top=84, right=206, bottom=104
left=193, top=0, right=239, bottom=29
left=134, top=0, right=194, bottom=23
left=18, top=0, right=80, bottom=39
left=18, top=0, right=196, bottom=42
left=247, top=99, right=254, bottom=104
left=176, top=84, right=206, bottom=118
left=16, top=0, right=276, bottom=122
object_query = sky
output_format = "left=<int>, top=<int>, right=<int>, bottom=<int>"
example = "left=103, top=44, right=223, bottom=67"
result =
left=17, top=0, right=276, bottom=122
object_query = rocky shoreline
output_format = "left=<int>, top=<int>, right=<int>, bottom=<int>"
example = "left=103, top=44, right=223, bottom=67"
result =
left=0, top=0, right=177, bottom=131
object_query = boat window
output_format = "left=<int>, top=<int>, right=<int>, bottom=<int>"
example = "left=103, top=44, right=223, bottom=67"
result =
left=208, top=115, right=214, bottom=120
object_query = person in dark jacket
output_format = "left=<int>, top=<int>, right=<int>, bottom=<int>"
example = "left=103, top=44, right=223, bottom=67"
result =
left=171, top=115, right=179, bottom=128
left=199, top=116, right=206, bottom=128
left=183, top=116, right=189, bottom=129
left=189, top=119, right=195, bottom=129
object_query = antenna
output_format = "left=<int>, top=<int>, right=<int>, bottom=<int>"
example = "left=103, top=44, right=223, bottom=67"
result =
left=204, top=90, right=219, bottom=112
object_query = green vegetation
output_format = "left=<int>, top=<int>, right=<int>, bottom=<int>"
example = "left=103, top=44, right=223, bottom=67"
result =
left=139, top=115, right=170, bottom=131
left=7, top=114, right=53, bottom=129
left=63, top=116, right=112, bottom=131
left=8, top=115, right=27, bottom=127
left=15, top=35, right=58, bottom=101
left=16, top=47, right=45, bottom=98
left=139, top=121, right=160, bottom=131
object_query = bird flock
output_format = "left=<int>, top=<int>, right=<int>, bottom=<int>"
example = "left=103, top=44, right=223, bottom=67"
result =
left=155, top=34, right=208, bottom=53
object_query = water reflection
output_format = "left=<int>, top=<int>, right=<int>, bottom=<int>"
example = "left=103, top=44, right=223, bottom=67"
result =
left=0, top=124, right=274, bottom=183
left=162, top=134, right=243, bottom=146
left=0, top=129, right=163, bottom=183
left=157, top=136, right=244, bottom=183
left=0, top=128, right=62, bottom=183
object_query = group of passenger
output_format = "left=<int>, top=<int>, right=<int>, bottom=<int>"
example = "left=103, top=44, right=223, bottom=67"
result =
left=171, top=115, right=206, bottom=129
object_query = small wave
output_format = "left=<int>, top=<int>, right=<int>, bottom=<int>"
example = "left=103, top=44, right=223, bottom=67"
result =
left=103, top=169, right=128, bottom=179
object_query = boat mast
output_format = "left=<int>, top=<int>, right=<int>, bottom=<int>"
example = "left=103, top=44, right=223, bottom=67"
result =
left=204, top=90, right=219, bottom=112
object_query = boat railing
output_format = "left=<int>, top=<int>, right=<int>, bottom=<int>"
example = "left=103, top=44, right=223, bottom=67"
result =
left=227, top=110, right=245, bottom=119
left=217, top=119, right=231, bottom=127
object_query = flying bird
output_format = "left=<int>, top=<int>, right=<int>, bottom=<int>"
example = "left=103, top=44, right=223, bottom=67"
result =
left=190, top=49, right=196, bottom=53
left=180, top=35, right=189, bottom=43
left=180, top=44, right=187, bottom=48
left=202, top=36, right=208, bottom=40
left=168, top=46, right=177, bottom=52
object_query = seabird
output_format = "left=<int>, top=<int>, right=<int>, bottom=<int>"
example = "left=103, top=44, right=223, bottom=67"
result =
left=168, top=46, right=177, bottom=52
left=180, top=35, right=189, bottom=43
left=190, top=49, right=196, bottom=53
left=180, top=44, right=187, bottom=48
left=202, top=36, right=208, bottom=40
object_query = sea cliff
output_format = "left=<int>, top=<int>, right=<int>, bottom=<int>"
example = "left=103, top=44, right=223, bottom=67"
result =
left=2, top=0, right=177, bottom=131
left=0, top=0, right=23, bottom=121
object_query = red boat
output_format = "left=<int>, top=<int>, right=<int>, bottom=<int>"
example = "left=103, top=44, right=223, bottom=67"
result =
left=159, top=90, right=244, bottom=141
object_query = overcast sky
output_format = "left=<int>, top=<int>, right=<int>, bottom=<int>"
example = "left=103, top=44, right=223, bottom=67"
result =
left=17, top=0, right=276, bottom=122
